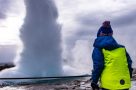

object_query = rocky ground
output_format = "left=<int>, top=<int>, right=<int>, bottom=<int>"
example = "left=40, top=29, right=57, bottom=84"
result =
left=0, top=78, right=136, bottom=90
left=0, top=64, right=136, bottom=90
left=0, top=77, right=94, bottom=90
left=132, top=68, right=136, bottom=80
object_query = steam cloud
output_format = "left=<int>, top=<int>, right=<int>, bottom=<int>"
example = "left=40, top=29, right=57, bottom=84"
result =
left=0, top=0, right=63, bottom=78
left=17, top=0, right=63, bottom=76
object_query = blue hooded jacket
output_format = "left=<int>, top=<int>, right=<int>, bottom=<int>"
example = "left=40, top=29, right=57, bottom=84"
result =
left=91, top=36, right=133, bottom=84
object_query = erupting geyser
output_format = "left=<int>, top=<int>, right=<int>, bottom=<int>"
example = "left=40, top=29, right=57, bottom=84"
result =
left=0, top=0, right=63, bottom=78
left=18, top=0, right=63, bottom=76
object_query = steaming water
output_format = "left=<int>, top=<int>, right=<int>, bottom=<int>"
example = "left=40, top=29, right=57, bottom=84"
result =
left=0, top=0, right=63, bottom=79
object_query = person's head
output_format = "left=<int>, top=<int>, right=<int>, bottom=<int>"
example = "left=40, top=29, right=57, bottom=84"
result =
left=102, top=21, right=111, bottom=28
left=97, top=21, right=113, bottom=37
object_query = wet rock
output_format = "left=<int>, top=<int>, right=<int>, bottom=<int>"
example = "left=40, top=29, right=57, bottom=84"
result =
left=133, top=68, right=136, bottom=74
left=54, top=85, right=69, bottom=90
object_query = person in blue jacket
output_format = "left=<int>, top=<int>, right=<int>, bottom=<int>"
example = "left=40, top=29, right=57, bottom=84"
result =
left=91, top=21, right=133, bottom=90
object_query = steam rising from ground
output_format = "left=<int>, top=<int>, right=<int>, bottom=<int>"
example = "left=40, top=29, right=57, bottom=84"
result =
left=0, top=0, right=63, bottom=78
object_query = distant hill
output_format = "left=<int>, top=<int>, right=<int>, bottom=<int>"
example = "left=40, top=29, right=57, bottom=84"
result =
left=0, top=62, right=15, bottom=71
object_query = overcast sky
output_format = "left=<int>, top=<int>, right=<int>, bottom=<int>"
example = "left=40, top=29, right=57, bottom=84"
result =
left=0, top=0, right=136, bottom=67
left=56, top=0, right=136, bottom=67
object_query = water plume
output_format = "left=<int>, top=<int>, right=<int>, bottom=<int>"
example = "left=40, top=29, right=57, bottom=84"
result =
left=0, top=0, right=63, bottom=78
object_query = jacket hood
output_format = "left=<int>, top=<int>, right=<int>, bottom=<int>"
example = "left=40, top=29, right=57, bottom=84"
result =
left=93, top=36, right=120, bottom=50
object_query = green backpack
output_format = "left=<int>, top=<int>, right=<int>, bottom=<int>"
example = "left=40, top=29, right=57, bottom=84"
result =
left=100, top=47, right=131, bottom=89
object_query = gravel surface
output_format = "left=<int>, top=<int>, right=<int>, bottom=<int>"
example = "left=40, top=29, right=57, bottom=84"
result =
left=0, top=77, right=136, bottom=90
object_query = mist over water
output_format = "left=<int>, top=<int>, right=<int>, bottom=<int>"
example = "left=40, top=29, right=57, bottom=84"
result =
left=0, top=0, right=63, bottom=78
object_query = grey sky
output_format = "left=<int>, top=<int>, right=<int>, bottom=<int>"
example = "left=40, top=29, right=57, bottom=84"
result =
left=56, top=0, right=136, bottom=67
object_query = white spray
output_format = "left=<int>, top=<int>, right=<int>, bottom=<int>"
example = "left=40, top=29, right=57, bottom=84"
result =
left=17, top=0, right=63, bottom=76
left=0, top=0, right=63, bottom=78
